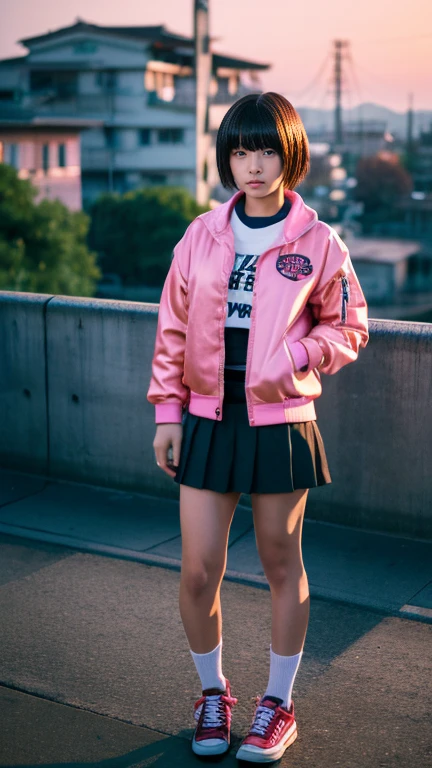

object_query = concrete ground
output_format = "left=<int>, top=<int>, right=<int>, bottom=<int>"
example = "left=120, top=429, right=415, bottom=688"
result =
left=0, top=533, right=431, bottom=767
left=0, top=467, right=431, bottom=767
left=0, top=468, right=431, bottom=622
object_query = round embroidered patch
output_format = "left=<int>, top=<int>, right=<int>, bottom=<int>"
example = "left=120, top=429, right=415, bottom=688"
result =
left=276, top=253, right=313, bottom=281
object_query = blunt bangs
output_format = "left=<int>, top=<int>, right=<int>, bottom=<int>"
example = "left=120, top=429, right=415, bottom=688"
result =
left=222, top=98, right=283, bottom=156
left=216, top=92, right=310, bottom=191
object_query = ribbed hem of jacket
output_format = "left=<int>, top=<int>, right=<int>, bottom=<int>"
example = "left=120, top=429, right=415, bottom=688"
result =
left=187, top=391, right=316, bottom=425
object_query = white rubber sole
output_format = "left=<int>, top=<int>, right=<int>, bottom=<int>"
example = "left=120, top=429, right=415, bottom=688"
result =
left=192, top=736, right=230, bottom=756
left=236, top=724, right=297, bottom=763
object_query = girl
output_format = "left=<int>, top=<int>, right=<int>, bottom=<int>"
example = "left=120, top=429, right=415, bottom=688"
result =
left=147, top=92, right=368, bottom=763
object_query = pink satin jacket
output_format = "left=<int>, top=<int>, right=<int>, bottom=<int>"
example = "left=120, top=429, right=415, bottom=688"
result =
left=147, top=188, right=369, bottom=426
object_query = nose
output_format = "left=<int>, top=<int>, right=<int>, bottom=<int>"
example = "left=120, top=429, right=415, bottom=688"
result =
left=248, top=152, right=262, bottom=175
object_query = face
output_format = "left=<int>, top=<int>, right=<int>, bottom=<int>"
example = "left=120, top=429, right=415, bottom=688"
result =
left=229, top=146, right=284, bottom=198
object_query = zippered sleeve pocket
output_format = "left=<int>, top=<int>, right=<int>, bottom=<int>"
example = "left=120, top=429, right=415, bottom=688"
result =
left=320, top=269, right=352, bottom=325
left=340, top=274, right=350, bottom=323
left=299, top=252, right=369, bottom=375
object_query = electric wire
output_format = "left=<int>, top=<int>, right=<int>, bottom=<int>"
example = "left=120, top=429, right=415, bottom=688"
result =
left=288, top=53, right=332, bottom=102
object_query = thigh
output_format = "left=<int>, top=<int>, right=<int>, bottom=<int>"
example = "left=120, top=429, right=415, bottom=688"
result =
left=180, top=484, right=241, bottom=572
left=251, top=489, right=309, bottom=563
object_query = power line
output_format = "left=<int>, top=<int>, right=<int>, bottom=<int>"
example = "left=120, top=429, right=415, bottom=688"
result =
left=356, top=32, right=432, bottom=45
left=289, top=53, right=331, bottom=104
left=268, top=31, right=432, bottom=59
left=350, top=58, right=409, bottom=90
left=345, top=51, right=364, bottom=105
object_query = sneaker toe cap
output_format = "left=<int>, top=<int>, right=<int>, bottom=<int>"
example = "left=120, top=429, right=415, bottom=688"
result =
left=192, top=737, right=229, bottom=755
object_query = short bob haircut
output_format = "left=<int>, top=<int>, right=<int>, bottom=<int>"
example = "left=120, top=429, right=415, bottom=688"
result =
left=216, top=92, right=310, bottom=190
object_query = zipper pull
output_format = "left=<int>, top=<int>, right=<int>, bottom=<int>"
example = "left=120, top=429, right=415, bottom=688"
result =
left=341, top=275, right=350, bottom=323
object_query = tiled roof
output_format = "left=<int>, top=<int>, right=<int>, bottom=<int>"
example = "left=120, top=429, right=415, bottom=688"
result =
left=17, top=20, right=269, bottom=70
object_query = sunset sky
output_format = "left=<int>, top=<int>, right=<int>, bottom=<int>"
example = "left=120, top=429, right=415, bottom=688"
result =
left=2, top=0, right=431, bottom=113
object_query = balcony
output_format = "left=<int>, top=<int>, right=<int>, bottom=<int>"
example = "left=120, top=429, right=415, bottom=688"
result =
left=81, top=142, right=195, bottom=171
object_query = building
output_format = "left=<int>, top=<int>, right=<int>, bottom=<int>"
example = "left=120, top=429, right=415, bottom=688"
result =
left=304, top=118, right=394, bottom=161
left=409, top=123, right=432, bottom=194
left=395, top=195, right=432, bottom=240
left=344, top=235, right=432, bottom=320
left=0, top=114, right=100, bottom=210
left=0, top=20, right=269, bottom=207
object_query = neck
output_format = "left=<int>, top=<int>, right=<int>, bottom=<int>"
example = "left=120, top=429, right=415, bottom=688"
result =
left=243, top=185, right=286, bottom=217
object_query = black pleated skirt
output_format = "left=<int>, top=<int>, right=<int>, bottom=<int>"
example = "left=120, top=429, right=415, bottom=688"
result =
left=174, top=376, right=332, bottom=495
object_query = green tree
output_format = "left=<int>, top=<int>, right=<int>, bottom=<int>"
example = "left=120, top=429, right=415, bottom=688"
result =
left=88, top=186, right=209, bottom=286
left=0, top=164, right=101, bottom=294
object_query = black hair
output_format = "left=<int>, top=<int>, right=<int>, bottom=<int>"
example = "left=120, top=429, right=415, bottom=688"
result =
left=216, top=92, right=310, bottom=190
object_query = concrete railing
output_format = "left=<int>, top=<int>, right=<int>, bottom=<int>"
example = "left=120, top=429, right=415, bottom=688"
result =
left=1, top=290, right=431, bottom=540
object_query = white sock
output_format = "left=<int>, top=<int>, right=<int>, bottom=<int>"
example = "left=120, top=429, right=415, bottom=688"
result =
left=190, top=639, right=226, bottom=693
left=264, top=645, right=303, bottom=709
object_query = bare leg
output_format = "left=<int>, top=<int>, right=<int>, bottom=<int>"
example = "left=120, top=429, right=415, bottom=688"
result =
left=252, top=488, right=310, bottom=655
left=179, top=484, right=241, bottom=653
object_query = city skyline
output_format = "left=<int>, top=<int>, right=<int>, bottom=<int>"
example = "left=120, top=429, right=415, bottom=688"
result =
left=2, top=0, right=432, bottom=113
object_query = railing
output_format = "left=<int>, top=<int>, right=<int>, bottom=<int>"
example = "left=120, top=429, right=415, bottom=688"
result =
left=80, top=143, right=194, bottom=171
left=1, top=290, right=431, bottom=539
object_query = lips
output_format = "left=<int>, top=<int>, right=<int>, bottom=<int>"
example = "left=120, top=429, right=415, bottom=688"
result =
left=247, top=181, right=264, bottom=185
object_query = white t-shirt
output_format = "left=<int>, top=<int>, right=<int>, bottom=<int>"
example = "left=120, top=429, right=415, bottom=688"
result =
left=226, top=207, right=287, bottom=330
left=224, top=198, right=291, bottom=372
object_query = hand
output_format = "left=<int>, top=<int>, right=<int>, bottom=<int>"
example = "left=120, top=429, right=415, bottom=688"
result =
left=153, top=423, right=183, bottom=478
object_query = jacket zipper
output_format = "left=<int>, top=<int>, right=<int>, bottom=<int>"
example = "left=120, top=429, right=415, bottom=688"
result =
left=216, top=313, right=226, bottom=420
left=245, top=243, right=283, bottom=425
left=341, top=275, right=350, bottom=324
left=216, top=243, right=237, bottom=419
left=245, top=274, right=258, bottom=425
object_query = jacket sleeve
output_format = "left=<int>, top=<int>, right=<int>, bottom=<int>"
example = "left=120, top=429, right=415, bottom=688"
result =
left=146, top=232, right=190, bottom=424
left=288, top=230, right=369, bottom=375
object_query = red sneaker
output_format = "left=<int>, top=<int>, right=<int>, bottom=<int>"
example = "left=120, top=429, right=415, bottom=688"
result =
left=236, top=695, right=297, bottom=763
left=192, top=679, right=238, bottom=756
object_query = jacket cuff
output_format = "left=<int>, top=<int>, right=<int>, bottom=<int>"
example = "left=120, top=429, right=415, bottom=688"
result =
left=288, top=340, right=309, bottom=372
left=155, top=402, right=183, bottom=424
left=298, top=337, right=325, bottom=370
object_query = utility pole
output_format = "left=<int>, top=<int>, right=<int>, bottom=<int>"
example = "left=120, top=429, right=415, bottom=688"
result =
left=406, top=92, right=415, bottom=175
left=407, top=92, right=414, bottom=151
left=194, top=0, right=211, bottom=205
left=333, top=40, right=348, bottom=146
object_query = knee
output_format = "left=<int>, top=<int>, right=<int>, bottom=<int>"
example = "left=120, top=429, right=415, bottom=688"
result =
left=260, top=552, right=306, bottom=590
left=181, top=562, right=224, bottom=599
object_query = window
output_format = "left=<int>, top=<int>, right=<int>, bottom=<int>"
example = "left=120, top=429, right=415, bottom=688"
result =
left=157, top=128, right=184, bottom=144
left=42, top=144, right=49, bottom=172
left=145, top=69, right=155, bottom=92
left=143, top=173, right=167, bottom=185
left=106, top=72, right=117, bottom=91
left=58, top=143, right=66, bottom=168
left=104, top=128, right=119, bottom=149
left=97, top=71, right=117, bottom=91
left=30, top=71, right=77, bottom=99
left=422, top=258, right=432, bottom=276
left=74, top=41, right=98, bottom=54
left=30, top=71, right=53, bottom=92
left=9, top=143, right=19, bottom=168
left=145, top=69, right=174, bottom=101
left=138, top=129, right=151, bottom=146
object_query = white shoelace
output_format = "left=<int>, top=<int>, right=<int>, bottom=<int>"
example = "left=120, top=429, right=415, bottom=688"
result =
left=250, top=704, right=276, bottom=737
left=195, top=694, right=225, bottom=728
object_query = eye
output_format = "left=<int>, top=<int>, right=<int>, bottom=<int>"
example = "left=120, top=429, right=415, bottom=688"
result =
left=233, top=149, right=246, bottom=157
left=263, top=149, right=276, bottom=156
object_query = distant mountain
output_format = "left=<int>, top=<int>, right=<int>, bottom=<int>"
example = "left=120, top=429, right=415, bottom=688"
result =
left=296, top=102, right=432, bottom=139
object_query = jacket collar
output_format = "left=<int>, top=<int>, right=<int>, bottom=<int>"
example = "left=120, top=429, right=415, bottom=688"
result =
left=198, top=188, right=318, bottom=245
